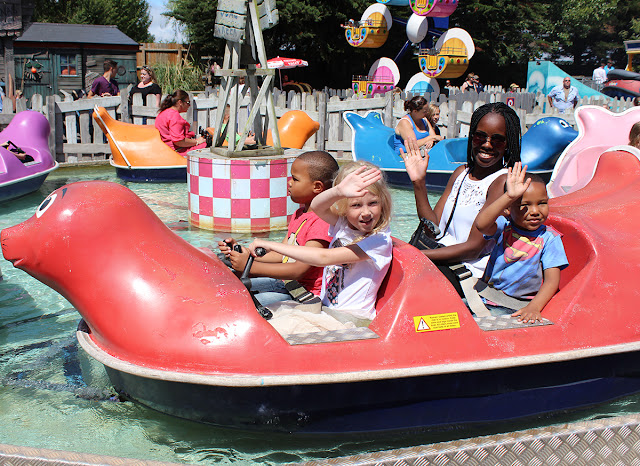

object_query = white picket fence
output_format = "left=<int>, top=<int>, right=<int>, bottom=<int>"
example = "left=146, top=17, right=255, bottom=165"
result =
left=4, top=84, right=634, bottom=164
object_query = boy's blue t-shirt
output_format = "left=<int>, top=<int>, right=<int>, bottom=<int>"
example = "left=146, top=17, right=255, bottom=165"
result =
left=482, top=217, right=568, bottom=298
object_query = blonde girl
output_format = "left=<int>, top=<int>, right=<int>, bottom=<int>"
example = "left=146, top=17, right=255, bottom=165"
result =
left=425, top=103, right=441, bottom=136
left=248, top=161, right=393, bottom=320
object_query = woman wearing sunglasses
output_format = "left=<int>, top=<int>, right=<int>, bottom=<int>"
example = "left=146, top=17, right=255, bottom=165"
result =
left=155, top=89, right=206, bottom=154
left=129, top=66, right=162, bottom=107
left=402, top=102, right=522, bottom=295
left=393, top=95, right=444, bottom=155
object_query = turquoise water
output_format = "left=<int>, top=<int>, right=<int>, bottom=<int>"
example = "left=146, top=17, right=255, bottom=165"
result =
left=1, top=166, right=640, bottom=464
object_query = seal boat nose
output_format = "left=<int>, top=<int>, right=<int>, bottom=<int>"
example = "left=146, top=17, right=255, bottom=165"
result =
left=1, top=223, right=26, bottom=265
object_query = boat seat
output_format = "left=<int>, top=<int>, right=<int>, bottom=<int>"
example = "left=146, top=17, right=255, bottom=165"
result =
left=473, top=315, right=553, bottom=331
left=284, top=327, right=379, bottom=346
left=264, top=299, right=380, bottom=345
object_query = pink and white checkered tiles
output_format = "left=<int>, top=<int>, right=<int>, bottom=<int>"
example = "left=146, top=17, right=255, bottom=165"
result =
left=187, top=155, right=298, bottom=232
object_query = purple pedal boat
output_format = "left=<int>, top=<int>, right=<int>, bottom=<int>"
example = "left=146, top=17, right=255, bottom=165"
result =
left=0, top=110, right=58, bottom=203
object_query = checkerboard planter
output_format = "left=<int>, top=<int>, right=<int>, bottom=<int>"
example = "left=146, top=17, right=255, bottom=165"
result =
left=187, top=151, right=298, bottom=232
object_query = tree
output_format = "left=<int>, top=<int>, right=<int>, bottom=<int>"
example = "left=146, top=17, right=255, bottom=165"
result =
left=162, top=0, right=640, bottom=88
left=448, top=0, right=556, bottom=85
left=453, top=0, right=555, bottom=67
left=164, top=0, right=219, bottom=56
left=544, top=0, right=619, bottom=74
left=33, top=0, right=154, bottom=43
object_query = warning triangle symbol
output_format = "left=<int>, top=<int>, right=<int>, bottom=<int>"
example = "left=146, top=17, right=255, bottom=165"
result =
left=417, top=318, right=430, bottom=331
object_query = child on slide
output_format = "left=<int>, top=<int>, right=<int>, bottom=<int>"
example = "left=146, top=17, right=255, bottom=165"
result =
left=247, top=161, right=393, bottom=324
left=473, top=162, right=568, bottom=323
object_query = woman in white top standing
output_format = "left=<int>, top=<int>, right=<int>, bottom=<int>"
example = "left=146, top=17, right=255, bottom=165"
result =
left=402, top=102, right=522, bottom=295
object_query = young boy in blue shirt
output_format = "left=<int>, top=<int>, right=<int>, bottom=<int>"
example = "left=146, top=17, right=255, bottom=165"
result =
left=474, top=162, right=568, bottom=323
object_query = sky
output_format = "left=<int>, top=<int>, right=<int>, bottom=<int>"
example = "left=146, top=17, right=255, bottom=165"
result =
left=147, top=0, right=186, bottom=43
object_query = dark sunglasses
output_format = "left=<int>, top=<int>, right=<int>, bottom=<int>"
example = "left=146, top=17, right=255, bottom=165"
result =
left=471, top=131, right=507, bottom=149
left=182, top=99, right=191, bottom=105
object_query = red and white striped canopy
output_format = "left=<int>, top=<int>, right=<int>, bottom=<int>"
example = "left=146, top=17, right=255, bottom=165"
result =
left=266, top=56, right=309, bottom=70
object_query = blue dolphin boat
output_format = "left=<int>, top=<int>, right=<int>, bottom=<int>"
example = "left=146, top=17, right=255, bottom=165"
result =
left=344, top=111, right=578, bottom=190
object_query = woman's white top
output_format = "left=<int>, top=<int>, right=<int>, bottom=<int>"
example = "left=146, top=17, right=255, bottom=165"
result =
left=437, top=167, right=507, bottom=277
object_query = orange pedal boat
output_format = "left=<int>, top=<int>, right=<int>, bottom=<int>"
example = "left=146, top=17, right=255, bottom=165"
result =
left=93, top=106, right=188, bottom=182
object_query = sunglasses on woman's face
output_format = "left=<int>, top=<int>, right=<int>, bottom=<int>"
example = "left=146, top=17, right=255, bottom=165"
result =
left=182, top=99, right=191, bottom=105
left=471, top=131, right=507, bottom=149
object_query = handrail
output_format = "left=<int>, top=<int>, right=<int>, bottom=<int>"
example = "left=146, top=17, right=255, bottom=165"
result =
left=92, top=105, right=132, bottom=169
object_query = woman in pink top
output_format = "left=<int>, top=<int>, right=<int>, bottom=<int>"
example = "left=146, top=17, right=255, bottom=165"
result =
left=155, top=89, right=206, bottom=154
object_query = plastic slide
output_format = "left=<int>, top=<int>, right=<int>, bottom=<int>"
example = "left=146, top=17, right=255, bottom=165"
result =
left=527, top=61, right=608, bottom=100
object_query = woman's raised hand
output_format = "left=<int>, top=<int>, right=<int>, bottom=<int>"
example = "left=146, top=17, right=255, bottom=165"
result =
left=404, top=134, right=420, bottom=152
left=505, top=162, right=531, bottom=200
left=336, top=166, right=382, bottom=198
left=399, top=146, right=428, bottom=182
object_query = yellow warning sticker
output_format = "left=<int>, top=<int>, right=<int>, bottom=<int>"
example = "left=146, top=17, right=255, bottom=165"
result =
left=413, top=313, right=460, bottom=332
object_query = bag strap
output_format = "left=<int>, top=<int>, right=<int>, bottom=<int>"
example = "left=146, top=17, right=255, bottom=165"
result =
left=436, top=169, right=469, bottom=241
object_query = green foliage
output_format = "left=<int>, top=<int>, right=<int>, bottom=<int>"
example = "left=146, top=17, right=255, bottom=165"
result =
left=33, top=0, right=154, bottom=43
left=164, top=0, right=221, bottom=56
left=162, top=0, right=640, bottom=88
left=453, top=0, right=554, bottom=67
left=154, top=63, right=206, bottom=93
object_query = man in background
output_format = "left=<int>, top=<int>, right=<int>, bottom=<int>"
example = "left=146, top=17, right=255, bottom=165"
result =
left=547, top=77, right=579, bottom=114
left=87, top=60, right=120, bottom=97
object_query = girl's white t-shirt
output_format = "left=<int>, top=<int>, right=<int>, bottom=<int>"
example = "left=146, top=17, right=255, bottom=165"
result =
left=320, top=217, right=393, bottom=320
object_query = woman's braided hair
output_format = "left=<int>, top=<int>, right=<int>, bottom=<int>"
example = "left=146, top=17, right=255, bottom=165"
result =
left=466, top=102, right=521, bottom=172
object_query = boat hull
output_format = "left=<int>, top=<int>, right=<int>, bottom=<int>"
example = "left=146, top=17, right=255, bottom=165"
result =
left=114, top=166, right=187, bottom=183
left=384, top=169, right=451, bottom=191
left=0, top=165, right=58, bottom=202
left=79, top=324, right=640, bottom=433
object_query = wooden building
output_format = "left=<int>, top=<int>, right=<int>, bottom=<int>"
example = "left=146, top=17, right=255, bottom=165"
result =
left=13, top=23, right=139, bottom=99
left=0, top=0, right=35, bottom=90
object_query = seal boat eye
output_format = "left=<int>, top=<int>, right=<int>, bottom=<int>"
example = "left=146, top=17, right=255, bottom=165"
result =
left=36, top=193, right=57, bottom=218
left=559, top=120, right=569, bottom=128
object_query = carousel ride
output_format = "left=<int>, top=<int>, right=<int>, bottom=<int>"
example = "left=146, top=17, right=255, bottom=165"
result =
left=343, top=0, right=474, bottom=96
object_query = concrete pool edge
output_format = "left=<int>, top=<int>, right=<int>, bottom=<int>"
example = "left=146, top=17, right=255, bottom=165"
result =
left=0, top=443, right=185, bottom=466
left=297, top=412, right=640, bottom=465
left=4, top=412, right=640, bottom=465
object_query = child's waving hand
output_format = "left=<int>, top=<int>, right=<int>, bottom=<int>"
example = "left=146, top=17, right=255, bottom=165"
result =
left=505, top=162, right=531, bottom=200
left=335, top=166, right=382, bottom=198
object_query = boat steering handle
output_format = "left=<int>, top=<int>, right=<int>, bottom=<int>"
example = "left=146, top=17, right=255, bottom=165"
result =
left=237, top=246, right=272, bottom=320
left=240, top=246, right=267, bottom=281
